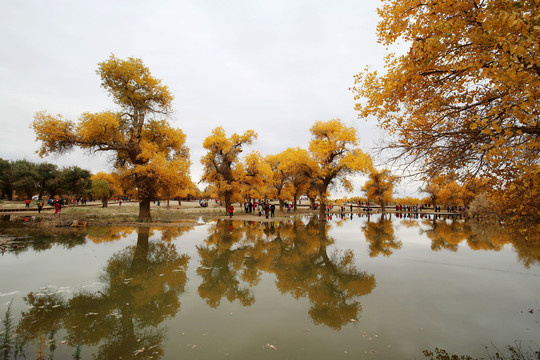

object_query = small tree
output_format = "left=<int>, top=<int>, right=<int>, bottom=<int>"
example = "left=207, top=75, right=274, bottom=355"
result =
left=61, top=166, right=92, bottom=200
left=35, top=163, right=60, bottom=200
left=266, top=152, right=292, bottom=211
left=0, top=159, right=14, bottom=200
left=271, top=147, right=314, bottom=212
left=12, top=160, right=39, bottom=200
left=362, top=168, right=399, bottom=212
left=92, top=172, right=124, bottom=199
left=92, top=179, right=111, bottom=207
left=242, top=151, right=272, bottom=203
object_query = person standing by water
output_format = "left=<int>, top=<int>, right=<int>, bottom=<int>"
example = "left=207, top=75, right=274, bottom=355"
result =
left=264, top=203, right=270, bottom=219
left=54, top=201, right=61, bottom=214
left=229, top=205, right=234, bottom=218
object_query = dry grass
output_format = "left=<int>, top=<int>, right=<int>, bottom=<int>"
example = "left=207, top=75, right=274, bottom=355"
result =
left=0, top=200, right=319, bottom=225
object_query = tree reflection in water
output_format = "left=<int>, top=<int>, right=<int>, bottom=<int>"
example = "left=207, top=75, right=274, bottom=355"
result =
left=197, top=218, right=376, bottom=329
left=9, top=217, right=539, bottom=357
left=415, top=218, right=540, bottom=268
left=197, top=220, right=256, bottom=307
left=16, top=226, right=190, bottom=359
left=362, top=214, right=402, bottom=257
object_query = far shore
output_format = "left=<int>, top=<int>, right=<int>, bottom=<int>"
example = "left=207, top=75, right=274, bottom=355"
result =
left=0, top=199, right=465, bottom=227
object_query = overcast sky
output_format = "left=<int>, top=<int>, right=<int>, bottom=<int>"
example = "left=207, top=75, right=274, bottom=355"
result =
left=0, top=0, right=418, bottom=198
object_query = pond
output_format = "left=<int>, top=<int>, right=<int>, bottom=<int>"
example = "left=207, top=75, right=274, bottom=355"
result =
left=1, top=214, right=539, bottom=359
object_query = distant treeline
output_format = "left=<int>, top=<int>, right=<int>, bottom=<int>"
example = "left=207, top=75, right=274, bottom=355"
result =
left=0, top=158, right=92, bottom=201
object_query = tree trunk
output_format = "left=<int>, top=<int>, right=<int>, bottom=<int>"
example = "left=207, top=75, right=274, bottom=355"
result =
left=132, top=226, right=150, bottom=266
left=102, top=198, right=108, bottom=208
left=319, top=200, right=326, bottom=219
left=309, top=196, right=316, bottom=209
left=224, top=191, right=232, bottom=215
left=279, top=199, right=284, bottom=212
left=138, top=199, right=152, bottom=222
left=318, top=185, right=329, bottom=220
left=380, top=201, right=385, bottom=212
left=293, top=194, right=298, bottom=212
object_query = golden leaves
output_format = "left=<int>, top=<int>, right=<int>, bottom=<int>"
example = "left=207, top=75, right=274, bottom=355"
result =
left=362, top=168, right=399, bottom=207
left=352, top=0, right=539, bottom=211
left=97, top=54, right=173, bottom=112
left=77, top=112, right=122, bottom=146
left=32, top=56, right=191, bottom=215
left=201, top=127, right=258, bottom=204
left=306, top=119, right=373, bottom=207
left=32, top=111, right=77, bottom=157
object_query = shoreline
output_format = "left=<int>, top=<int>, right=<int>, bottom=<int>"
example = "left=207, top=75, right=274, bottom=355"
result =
left=0, top=201, right=467, bottom=228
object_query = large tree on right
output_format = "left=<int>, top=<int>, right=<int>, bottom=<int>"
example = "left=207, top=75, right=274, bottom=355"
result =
left=353, top=0, right=539, bottom=220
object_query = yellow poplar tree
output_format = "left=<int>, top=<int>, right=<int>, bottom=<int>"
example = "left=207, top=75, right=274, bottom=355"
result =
left=158, top=174, right=198, bottom=207
left=437, top=181, right=464, bottom=208
left=361, top=168, right=399, bottom=212
left=352, top=0, right=539, bottom=219
left=201, top=127, right=257, bottom=212
left=266, top=152, right=293, bottom=211
left=92, top=172, right=124, bottom=198
left=176, top=179, right=201, bottom=201
left=459, top=177, right=490, bottom=207
left=242, top=151, right=272, bottom=202
left=420, top=175, right=450, bottom=208
left=308, top=119, right=373, bottom=219
left=91, top=179, right=110, bottom=208
left=91, top=172, right=124, bottom=208
left=32, top=55, right=190, bottom=221
left=279, top=147, right=316, bottom=211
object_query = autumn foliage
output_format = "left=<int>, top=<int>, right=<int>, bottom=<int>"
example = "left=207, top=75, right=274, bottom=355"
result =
left=308, top=119, right=373, bottom=218
left=200, top=127, right=257, bottom=212
left=353, top=0, right=539, bottom=221
left=32, top=55, right=191, bottom=221
left=362, top=168, right=399, bottom=212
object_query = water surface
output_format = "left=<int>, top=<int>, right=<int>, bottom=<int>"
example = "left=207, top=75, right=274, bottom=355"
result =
left=1, top=214, right=539, bottom=359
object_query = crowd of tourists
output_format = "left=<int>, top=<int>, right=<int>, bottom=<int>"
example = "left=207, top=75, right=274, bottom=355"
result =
left=241, top=201, right=281, bottom=219
left=395, top=204, right=468, bottom=213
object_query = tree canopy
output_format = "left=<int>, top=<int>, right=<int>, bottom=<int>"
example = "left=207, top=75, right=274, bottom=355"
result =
left=352, top=0, right=539, bottom=219
left=308, top=119, right=373, bottom=218
left=200, top=127, right=257, bottom=212
left=362, top=168, right=399, bottom=212
left=32, top=55, right=190, bottom=221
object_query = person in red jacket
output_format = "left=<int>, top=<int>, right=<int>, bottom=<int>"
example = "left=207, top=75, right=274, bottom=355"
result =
left=228, top=205, right=234, bottom=218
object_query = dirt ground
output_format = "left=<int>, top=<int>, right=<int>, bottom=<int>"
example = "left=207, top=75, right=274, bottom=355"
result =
left=0, top=199, right=460, bottom=226
left=0, top=200, right=317, bottom=225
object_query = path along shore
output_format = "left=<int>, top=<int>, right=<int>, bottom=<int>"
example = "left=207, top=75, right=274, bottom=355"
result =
left=0, top=200, right=465, bottom=226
